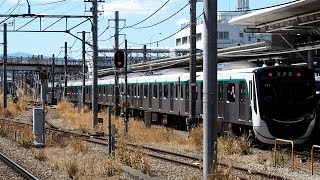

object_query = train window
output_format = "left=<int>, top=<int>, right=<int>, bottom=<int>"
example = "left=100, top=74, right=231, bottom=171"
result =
left=149, top=84, right=152, bottom=98
left=200, top=82, right=203, bottom=100
left=218, top=82, right=223, bottom=101
left=253, top=81, right=257, bottom=113
left=144, top=84, right=148, bottom=97
left=170, top=83, right=174, bottom=99
left=249, top=80, right=252, bottom=100
left=139, top=84, right=143, bottom=97
left=239, top=81, right=246, bottom=103
left=186, top=82, right=189, bottom=100
left=153, top=84, right=158, bottom=98
left=227, top=83, right=235, bottom=102
left=175, top=84, right=179, bottom=99
left=133, top=85, right=137, bottom=96
left=120, top=85, right=124, bottom=95
left=164, top=84, right=169, bottom=99
left=180, top=83, right=184, bottom=99
left=159, top=83, right=163, bottom=98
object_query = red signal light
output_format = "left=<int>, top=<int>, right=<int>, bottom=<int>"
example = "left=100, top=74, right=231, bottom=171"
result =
left=297, top=72, right=301, bottom=77
left=114, top=50, right=125, bottom=68
left=268, top=72, right=273, bottom=77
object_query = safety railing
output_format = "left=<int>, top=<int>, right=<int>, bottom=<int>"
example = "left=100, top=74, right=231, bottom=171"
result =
left=274, top=138, right=294, bottom=171
left=311, top=145, right=320, bottom=175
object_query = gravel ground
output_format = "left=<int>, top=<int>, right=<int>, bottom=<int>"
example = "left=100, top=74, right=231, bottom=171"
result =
left=1, top=104, right=320, bottom=179
left=0, top=157, right=25, bottom=180
left=0, top=137, right=70, bottom=180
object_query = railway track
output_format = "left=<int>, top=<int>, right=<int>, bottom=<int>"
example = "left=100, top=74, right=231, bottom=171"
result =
left=0, top=152, right=38, bottom=180
left=0, top=117, right=315, bottom=179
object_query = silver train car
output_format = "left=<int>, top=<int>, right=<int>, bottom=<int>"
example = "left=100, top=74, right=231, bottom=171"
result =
left=54, top=65, right=316, bottom=144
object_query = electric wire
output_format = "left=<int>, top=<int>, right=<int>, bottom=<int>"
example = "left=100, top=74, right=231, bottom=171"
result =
left=124, top=0, right=170, bottom=29
left=0, top=0, right=7, bottom=9
left=133, top=3, right=188, bottom=29
left=127, top=12, right=203, bottom=46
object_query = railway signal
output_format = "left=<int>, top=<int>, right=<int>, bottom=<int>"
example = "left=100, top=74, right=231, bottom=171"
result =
left=114, top=50, right=125, bottom=68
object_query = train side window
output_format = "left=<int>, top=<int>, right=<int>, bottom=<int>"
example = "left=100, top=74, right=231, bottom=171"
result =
left=180, top=83, right=184, bottom=99
left=239, top=81, right=246, bottom=103
left=159, top=83, right=163, bottom=98
left=253, top=81, right=257, bottom=113
left=227, top=83, right=235, bottom=102
left=175, top=83, right=179, bottom=99
left=200, top=82, right=203, bottom=100
left=186, top=82, right=189, bottom=100
left=132, top=85, right=136, bottom=96
left=149, top=84, right=152, bottom=98
left=249, top=80, right=252, bottom=100
left=139, top=84, right=143, bottom=97
left=126, top=85, right=130, bottom=96
left=153, top=84, right=158, bottom=98
left=170, top=83, right=174, bottom=99
left=164, top=84, right=168, bottom=99
left=218, top=82, right=223, bottom=101
left=144, top=84, right=148, bottom=97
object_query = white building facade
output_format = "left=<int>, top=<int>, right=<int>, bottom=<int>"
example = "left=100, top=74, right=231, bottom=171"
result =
left=175, top=1, right=271, bottom=50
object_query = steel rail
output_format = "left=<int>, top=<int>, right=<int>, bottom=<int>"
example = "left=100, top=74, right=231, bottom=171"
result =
left=0, top=152, right=38, bottom=180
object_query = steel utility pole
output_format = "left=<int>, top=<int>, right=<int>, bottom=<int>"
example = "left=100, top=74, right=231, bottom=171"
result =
left=51, top=54, right=55, bottom=104
left=3, top=23, right=7, bottom=108
left=124, top=39, right=128, bottom=136
left=189, top=0, right=197, bottom=127
left=114, top=11, right=120, bottom=116
left=64, top=42, right=68, bottom=97
left=92, top=0, right=99, bottom=129
left=82, top=31, right=87, bottom=107
left=203, top=0, right=218, bottom=178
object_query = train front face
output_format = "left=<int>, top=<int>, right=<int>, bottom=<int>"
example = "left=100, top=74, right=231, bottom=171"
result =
left=254, top=66, right=316, bottom=144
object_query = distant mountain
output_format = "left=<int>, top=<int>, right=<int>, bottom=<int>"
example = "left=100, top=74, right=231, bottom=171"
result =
left=0, top=52, right=41, bottom=58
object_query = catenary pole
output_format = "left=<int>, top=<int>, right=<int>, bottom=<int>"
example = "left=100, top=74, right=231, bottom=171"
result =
left=189, top=0, right=197, bottom=127
left=92, top=0, right=98, bottom=128
left=82, top=31, right=86, bottom=107
left=3, top=23, right=7, bottom=108
left=51, top=54, right=55, bottom=104
left=114, top=11, right=120, bottom=116
left=124, top=39, right=128, bottom=135
left=64, top=42, right=67, bottom=97
left=203, top=0, right=217, bottom=179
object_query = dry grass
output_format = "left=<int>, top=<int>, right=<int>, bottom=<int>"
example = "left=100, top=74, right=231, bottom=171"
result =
left=208, top=166, right=237, bottom=180
left=218, top=135, right=252, bottom=156
left=115, top=138, right=152, bottom=175
left=104, top=156, right=121, bottom=176
left=0, top=94, right=29, bottom=118
left=33, top=148, right=47, bottom=161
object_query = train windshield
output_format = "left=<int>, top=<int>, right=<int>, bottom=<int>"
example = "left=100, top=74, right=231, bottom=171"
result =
left=257, top=72, right=315, bottom=120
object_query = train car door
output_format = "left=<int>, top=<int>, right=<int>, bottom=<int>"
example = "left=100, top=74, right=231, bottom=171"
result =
left=239, top=81, right=249, bottom=122
left=224, top=82, right=239, bottom=123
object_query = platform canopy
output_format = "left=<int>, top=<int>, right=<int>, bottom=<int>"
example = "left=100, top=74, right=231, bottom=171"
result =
left=229, top=0, right=320, bottom=34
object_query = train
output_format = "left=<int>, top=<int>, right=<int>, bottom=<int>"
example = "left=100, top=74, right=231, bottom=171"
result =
left=49, top=63, right=317, bottom=144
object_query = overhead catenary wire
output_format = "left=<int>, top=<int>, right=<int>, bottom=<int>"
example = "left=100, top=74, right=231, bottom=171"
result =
left=132, top=3, right=189, bottom=29
left=124, top=0, right=170, bottom=29
left=127, top=12, right=203, bottom=46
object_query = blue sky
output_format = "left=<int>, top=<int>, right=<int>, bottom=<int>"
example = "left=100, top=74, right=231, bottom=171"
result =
left=1, top=0, right=289, bottom=59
